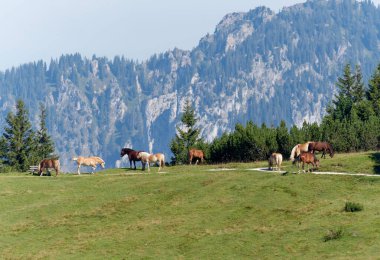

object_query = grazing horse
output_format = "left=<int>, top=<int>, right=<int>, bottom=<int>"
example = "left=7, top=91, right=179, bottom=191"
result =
left=38, top=158, right=60, bottom=177
left=72, top=156, right=105, bottom=175
left=120, top=148, right=143, bottom=170
left=188, top=149, right=204, bottom=165
left=137, top=152, right=159, bottom=172
left=268, top=153, right=283, bottom=171
left=308, top=141, right=334, bottom=158
left=290, top=141, right=313, bottom=162
left=295, top=152, right=320, bottom=173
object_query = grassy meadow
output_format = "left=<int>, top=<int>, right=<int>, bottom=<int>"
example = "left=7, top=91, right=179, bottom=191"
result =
left=0, top=151, right=380, bottom=259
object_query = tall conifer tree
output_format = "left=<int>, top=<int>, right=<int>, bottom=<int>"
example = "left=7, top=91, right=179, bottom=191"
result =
left=170, top=100, right=201, bottom=164
left=35, top=104, right=55, bottom=160
left=2, top=100, right=35, bottom=171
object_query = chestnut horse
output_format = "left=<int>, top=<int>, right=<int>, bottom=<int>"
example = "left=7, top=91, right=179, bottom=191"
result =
left=38, top=158, right=60, bottom=177
left=189, top=149, right=204, bottom=165
left=268, top=153, right=283, bottom=171
left=290, top=141, right=313, bottom=162
left=295, top=152, right=320, bottom=173
left=72, top=156, right=105, bottom=175
left=308, top=141, right=334, bottom=158
left=120, top=148, right=144, bottom=170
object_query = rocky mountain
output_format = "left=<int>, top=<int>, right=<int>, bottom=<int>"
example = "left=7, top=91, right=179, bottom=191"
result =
left=1, top=0, right=380, bottom=171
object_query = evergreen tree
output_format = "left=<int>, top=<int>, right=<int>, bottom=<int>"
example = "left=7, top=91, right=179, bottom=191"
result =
left=35, top=104, right=55, bottom=160
left=367, top=63, right=380, bottom=116
left=2, top=100, right=35, bottom=171
left=170, top=100, right=201, bottom=164
left=331, top=63, right=355, bottom=121
left=276, top=120, right=291, bottom=158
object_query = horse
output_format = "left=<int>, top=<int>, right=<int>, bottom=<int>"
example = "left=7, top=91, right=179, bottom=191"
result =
left=295, top=152, right=320, bottom=173
left=120, top=148, right=143, bottom=170
left=153, top=153, right=165, bottom=172
left=290, top=141, right=313, bottom=162
left=188, top=149, right=204, bottom=165
left=308, top=141, right=334, bottom=158
left=136, top=152, right=159, bottom=172
left=72, top=156, right=105, bottom=175
left=38, top=158, right=60, bottom=177
left=268, top=153, right=283, bottom=171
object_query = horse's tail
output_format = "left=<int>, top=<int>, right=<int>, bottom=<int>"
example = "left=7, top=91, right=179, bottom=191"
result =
left=38, top=161, right=42, bottom=172
left=290, top=145, right=297, bottom=161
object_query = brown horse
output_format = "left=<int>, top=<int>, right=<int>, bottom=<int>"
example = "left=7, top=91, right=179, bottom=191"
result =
left=189, top=149, right=204, bottom=165
left=308, top=141, right=334, bottom=158
left=295, top=152, right=320, bottom=173
left=120, top=148, right=144, bottom=170
left=38, top=158, right=60, bottom=177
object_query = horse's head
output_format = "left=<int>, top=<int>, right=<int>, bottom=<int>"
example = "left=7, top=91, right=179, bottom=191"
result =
left=328, top=144, right=335, bottom=158
left=72, top=157, right=78, bottom=161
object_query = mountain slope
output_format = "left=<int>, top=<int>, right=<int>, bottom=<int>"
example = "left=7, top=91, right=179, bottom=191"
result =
left=1, top=0, right=380, bottom=170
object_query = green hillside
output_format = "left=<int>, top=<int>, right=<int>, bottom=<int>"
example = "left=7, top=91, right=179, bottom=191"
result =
left=0, top=152, right=380, bottom=259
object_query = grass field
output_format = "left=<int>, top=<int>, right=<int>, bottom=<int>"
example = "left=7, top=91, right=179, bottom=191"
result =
left=0, top=152, right=380, bottom=259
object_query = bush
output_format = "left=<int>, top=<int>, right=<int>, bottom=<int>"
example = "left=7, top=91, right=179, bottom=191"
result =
left=344, top=201, right=363, bottom=212
left=323, top=228, right=343, bottom=242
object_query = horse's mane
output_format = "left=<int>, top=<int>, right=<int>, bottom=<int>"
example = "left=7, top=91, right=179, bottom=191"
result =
left=290, top=145, right=299, bottom=161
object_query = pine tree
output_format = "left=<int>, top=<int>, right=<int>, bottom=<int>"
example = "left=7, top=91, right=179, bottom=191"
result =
left=35, top=104, right=55, bottom=160
left=170, top=100, right=201, bottom=164
left=367, top=63, right=380, bottom=116
left=332, top=64, right=355, bottom=121
left=2, top=100, right=35, bottom=171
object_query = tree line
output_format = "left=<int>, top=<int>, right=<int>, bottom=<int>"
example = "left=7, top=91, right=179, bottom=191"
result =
left=0, top=100, right=55, bottom=172
left=170, top=63, right=380, bottom=164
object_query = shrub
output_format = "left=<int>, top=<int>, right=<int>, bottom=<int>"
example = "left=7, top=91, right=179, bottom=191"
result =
left=344, top=201, right=363, bottom=212
left=323, top=228, right=343, bottom=242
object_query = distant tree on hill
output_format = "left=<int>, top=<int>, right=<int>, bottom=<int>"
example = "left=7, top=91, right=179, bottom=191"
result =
left=35, top=104, right=55, bottom=160
left=170, top=100, right=201, bottom=164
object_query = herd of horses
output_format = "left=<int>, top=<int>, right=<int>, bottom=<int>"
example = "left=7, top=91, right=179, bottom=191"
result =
left=36, top=141, right=332, bottom=176
left=37, top=148, right=205, bottom=176
left=269, top=141, right=334, bottom=173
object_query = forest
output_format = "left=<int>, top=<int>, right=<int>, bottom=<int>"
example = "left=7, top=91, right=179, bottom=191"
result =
left=171, top=63, right=380, bottom=164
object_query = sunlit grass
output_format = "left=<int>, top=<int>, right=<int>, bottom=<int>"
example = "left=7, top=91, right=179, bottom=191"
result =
left=0, top=151, right=380, bottom=258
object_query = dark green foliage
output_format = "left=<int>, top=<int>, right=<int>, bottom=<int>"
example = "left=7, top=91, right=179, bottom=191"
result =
left=35, top=104, right=55, bottom=161
left=2, top=100, right=36, bottom=172
left=344, top=201, right=363, bottom=212
left=170, top=100, right=202, bottom=164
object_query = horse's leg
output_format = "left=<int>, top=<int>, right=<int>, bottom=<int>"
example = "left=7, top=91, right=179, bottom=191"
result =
left=92, top=166, right=96, bottom=174
left=189, top=155, right=192, bottom=165
left=39, top=167, right=43, bottom=176
left=77, top=165, right=81, bottom=175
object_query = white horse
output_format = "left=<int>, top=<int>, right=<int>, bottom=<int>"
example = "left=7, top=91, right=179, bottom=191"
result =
left=72, top=156, right=105, bottom=174
left=137, top=152, right=165, bottom=172
left=290, top=141, right=313, bottom=162
left=268, top=153, right=283, bottom=171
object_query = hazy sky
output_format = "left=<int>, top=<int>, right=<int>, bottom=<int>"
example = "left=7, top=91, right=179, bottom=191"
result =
left=0, top=0, right=379, bottom=71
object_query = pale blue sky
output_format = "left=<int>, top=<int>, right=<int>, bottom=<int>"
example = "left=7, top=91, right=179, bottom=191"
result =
left=0, top=0, right=378, bottom=71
